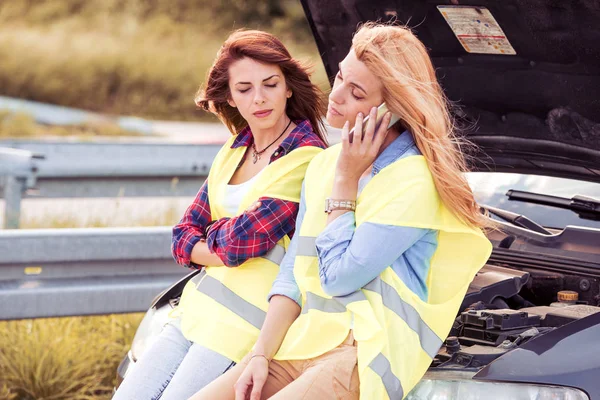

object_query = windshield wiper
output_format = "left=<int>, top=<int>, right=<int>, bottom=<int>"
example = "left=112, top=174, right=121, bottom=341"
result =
left=506, top=190, right=600, bottom=221
left=481, top=204, right=551, bottom=234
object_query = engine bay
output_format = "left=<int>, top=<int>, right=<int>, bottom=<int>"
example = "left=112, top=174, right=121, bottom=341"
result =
left=431, top=264, right=600, bottom=370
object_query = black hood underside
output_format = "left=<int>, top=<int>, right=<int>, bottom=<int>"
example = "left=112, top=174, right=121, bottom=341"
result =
left=301, top=0, right=600, bottom=182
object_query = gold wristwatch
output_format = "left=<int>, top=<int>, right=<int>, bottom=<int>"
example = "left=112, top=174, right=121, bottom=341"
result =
left=324, top=198, right=357, bottom=214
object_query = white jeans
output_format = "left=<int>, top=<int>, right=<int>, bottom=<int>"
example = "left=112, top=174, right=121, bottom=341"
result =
left=113, top=319, right=235, bottom=400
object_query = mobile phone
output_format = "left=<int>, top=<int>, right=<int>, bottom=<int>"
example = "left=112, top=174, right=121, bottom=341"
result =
left=348, top=103, right=400, bottom=142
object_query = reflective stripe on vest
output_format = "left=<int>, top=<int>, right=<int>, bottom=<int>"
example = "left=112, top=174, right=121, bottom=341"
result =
left=296, top=235, right=318, bottom=257
left=187, top=243, right=286, bottom=330
left=302, top=292, right=346, bottom=314
left=297, top=231, right=442, bottom=360
left=263, top=243, right=286, bottom=265
left=297, top=235, right=442, bottom=358
left=369, top=353, right=404, bottom=400
left=195, top=275, right=266, bottom=330
left=363, top=278, right=442, bottom=359
left=301, top=290, right=368, bottom=314
left=301, top=277, right=442, bottom=359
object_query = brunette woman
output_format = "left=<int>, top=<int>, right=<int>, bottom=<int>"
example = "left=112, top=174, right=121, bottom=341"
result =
left=113, top=29, right=326, bottom=400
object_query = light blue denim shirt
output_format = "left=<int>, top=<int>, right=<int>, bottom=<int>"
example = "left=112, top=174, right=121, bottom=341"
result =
left=268, top=131, right=438, bottom=305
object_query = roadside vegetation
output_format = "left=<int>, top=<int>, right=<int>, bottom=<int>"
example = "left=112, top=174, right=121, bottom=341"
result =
left=0, top=204, right=183, bottom=399
left=0, top=314, right=143, bottom=400
left=0, top=111, right=139, bottom=138
left=19, top=200, right=183, bottom=229
left=0, top=0, right=327, bottom=123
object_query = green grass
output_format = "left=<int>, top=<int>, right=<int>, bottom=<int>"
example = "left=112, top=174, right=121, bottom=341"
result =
left=0, top=314, right=144, bottom=400
left=0, top=0, right=328, bottom=122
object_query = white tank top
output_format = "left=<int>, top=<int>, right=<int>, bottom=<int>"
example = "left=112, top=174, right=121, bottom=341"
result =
left=222, top=170, right=264, bottom=215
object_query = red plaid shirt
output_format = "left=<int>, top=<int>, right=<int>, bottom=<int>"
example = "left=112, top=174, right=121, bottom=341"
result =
left=172, top=120, right=326, bottom=268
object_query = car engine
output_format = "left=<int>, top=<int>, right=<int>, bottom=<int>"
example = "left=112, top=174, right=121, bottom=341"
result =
left=431, top=264, right=600, bottom=370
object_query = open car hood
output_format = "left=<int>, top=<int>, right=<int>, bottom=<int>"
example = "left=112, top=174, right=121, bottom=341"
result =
left=300, top=0, right=600, bottom=182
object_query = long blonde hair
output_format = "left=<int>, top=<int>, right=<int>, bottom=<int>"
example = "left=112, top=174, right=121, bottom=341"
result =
left=352, top=22, right=490, bottom=229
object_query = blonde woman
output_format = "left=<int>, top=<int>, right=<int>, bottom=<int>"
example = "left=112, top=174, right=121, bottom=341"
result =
left=192, top=23, right=492, bottom=400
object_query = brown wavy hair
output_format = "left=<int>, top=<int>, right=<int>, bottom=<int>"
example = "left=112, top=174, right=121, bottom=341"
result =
left=195, top=29, right=327, bottom=143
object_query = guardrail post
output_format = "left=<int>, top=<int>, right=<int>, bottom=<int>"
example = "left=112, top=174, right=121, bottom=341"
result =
left=3, top=175, right=24, bottom=229
left=0, top=147, right=42, bottom=229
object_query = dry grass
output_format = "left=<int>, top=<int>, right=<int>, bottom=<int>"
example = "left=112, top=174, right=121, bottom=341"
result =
left=0, top=314, right=143, bottom=400
left=0, top=111, right=140, bottom=139
left=0, top=0, right=327, bottom=122
left=0, top=201, right=185, bottom=398
left=19, top=200, right=184, bottom=229
left=0, top=205, right=180, bottom=398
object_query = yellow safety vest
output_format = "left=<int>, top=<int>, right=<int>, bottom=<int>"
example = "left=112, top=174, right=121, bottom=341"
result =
left=274, top=144, right=492, bottom=399
left=177, top=135, right=323, bottom=363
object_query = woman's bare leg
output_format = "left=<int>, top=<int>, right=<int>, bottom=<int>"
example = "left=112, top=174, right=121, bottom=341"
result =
left=188, top=361, right=247, bottom=400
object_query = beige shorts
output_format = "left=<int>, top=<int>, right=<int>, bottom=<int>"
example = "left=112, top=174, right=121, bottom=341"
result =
left=242, top=331, right=359, bottom=400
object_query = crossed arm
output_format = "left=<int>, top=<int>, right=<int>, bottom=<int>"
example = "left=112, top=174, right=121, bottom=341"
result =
left=171, top=181, right=299, bottom=269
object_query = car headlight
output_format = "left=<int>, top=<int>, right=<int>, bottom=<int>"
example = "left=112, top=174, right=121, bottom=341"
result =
left=406, top=371, right=589, bottom=400
left=130, top=303, right=173, bottom=362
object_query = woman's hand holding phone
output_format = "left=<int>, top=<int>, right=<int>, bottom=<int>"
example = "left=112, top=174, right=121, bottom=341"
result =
left=336, top=106, right=392, bottom=182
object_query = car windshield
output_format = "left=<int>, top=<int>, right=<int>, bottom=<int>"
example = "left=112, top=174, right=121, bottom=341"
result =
left=466, top=172, right=600, bottom=230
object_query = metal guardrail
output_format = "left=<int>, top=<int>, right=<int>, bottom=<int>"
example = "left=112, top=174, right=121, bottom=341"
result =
left=0, top=227, right=188, bottom=320
left=0, top=147, right=43, bottom=229
left=0, top=95, right=154, bottom=135
left=0, top=141, right=222, bottom=228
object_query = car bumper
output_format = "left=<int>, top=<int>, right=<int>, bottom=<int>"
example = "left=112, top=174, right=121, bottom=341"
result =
left=115, top=350, right=135, bottom=391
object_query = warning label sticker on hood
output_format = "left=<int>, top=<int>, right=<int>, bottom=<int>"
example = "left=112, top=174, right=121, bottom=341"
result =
left=437, top=6, right=516, bottom=55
